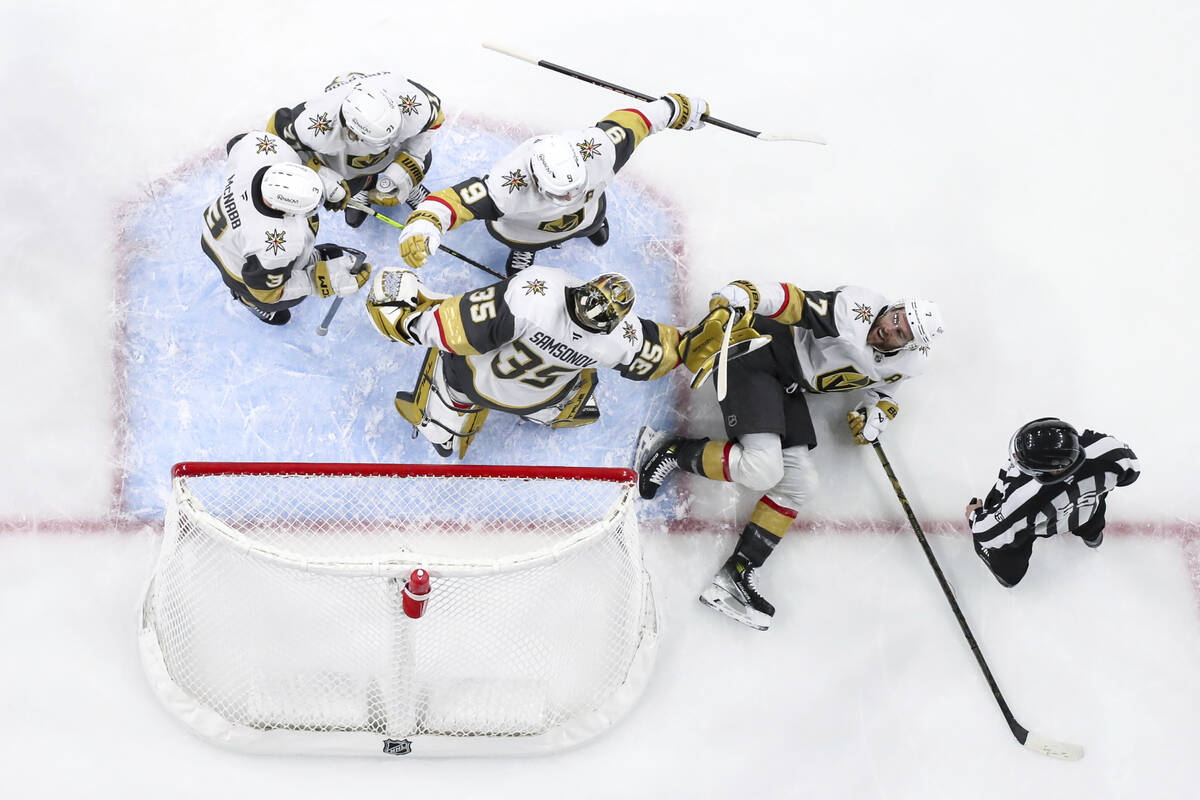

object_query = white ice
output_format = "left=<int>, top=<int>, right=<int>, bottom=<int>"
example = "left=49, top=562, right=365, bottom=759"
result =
left=2, top=1, right=1197, bottom=798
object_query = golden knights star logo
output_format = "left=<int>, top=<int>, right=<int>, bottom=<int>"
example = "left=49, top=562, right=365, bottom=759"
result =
left=502, top=169, right=529, bottom=193
left=852, top=302, right=874, bottom=323
left=397, top=94, right=422, bottom=115
left=254, top=135, right=278, bottom=154
left=577, top=138, right=602, bottom=161
left=522, top=278, right=548, bottom=296
left=308, top=112, right=334, bottom=136
left=621, top=320, right=637, bottom=343
left=264, top=229, right=287, bottom=255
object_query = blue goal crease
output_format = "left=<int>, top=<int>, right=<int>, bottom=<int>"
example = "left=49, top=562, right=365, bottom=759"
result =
left=117, top=123, right=683, bottom=520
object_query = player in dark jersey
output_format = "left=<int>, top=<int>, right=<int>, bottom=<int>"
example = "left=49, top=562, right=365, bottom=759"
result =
left=966, top=418, right=1140, bottom=587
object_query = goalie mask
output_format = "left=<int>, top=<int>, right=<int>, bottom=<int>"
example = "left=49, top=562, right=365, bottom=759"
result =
left=566, top=273, right=635, bottom=334
left=529, top=135, right=587, bottom=206
left=258, top=163, right=323, bottom=215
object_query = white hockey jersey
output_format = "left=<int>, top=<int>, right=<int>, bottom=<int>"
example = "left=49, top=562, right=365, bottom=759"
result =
left=268, top=71, right=443, bottom=183
left=387, top=266, right=678, bottom=413
left=411, top=98, right=680, bottom=247
left=755, top=283, right=931, bottom=408
left=200, top=131, right=319, bottom=305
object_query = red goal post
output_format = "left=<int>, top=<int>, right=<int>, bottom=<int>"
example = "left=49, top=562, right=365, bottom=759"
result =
left=139, top=461, right=657, bottom=757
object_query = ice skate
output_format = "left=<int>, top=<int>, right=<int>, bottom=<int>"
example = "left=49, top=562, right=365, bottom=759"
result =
left=699, top=555, right=775, bottom=631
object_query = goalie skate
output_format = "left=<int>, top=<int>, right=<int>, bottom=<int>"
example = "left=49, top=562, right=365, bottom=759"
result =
left=698, top=555, right=775, bottom=631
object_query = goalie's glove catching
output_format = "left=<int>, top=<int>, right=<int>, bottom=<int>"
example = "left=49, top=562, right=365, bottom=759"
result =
left=365, top=266, right=447, bottom=345
left=847, top=399, right=899, bottom=445
left=311, top=244, right=370, bottom=298
left=397, top=210, right=444, bottom=268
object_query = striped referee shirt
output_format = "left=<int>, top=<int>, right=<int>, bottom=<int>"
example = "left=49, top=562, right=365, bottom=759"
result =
left=969, top=430, right=1140, bottom=552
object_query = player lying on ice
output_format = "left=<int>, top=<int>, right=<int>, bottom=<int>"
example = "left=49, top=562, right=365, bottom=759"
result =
left=364, top=265, right=767, bottom=459
left=637, top=280, right=945, bottom=631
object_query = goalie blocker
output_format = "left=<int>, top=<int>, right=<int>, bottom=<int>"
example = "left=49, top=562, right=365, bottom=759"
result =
left=365, top=265, right=770, bottom=459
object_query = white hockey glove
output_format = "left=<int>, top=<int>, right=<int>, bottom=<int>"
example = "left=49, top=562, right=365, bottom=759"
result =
left=397, top=211, right=443, bottom=268
left=314, top=165, right=350, bottom=210
left=366, top=267, right=447, bottom=345
left=711, top=280, right=761, bottom=318
left=311, top=244, right=371, bottom=298
left=663, top=93, right=709, bottom=131
left=372, top=163, right=415, bottom=207
left=847, top=399, right=899, bottom=445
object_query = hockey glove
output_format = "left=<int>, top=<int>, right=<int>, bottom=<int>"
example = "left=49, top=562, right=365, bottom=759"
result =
left=311, top=244, right=371, bottom=298
left=678, top=301, right=769, bottom=375
left=847, top=399, right=899, bottom=445
left=313, top=164, right=351, bottom=211
left=397, top=211, right=443, bottom=268
left=663, top=93, right=709, bottom=131
left=373, top=162, right=415, bottom=206
left=366, top=267, right=446, bottom=345
left=711, top=280, right=761, bottom=318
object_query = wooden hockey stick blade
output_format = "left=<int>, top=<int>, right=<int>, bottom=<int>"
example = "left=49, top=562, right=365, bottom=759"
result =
left=689, top=334, right=773, bottom=391
left=1021, top=730, right=1084, bottom=761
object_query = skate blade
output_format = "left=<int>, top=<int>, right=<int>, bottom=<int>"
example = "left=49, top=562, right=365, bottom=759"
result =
left=698, top=590, right=771, bottom=631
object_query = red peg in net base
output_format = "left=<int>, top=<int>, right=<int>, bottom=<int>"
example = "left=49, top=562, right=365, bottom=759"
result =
left=402, top=568, right=431, bottom=619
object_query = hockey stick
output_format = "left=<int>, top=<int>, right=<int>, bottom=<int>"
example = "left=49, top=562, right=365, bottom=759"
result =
left=715, top=310, right=735, bottom=401
left=315, top=249, right=367, bottom=336
left=482, top=42, right=826, bottom=145
left=871, top=441, right=1084, bottom=761
left=345, top=198, right=504, bottom=280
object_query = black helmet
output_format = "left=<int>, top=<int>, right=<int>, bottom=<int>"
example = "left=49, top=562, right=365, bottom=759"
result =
left=1008, top=418, right=1082, bottom=479
left=566, top=273, right=635, bottom=334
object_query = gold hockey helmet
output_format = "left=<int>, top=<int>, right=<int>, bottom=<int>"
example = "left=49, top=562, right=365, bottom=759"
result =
left=567, top=273, right=636, bottom=334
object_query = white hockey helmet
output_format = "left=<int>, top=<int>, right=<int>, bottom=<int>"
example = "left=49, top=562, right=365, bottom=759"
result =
left=340, top=84, right=401, bottom=148
left=890, top=298, right=945, bottom=351
left=259, top=163, right=323, bottom=215
left=529, top=135, right=587, bottom=206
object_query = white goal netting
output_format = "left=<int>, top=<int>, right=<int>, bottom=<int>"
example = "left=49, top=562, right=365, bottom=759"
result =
left=138, top=462, right=657, bottom=756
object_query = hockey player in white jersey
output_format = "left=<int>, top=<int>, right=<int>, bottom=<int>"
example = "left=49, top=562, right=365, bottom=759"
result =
left=267, top=71, right=444, bottom=227
left=200, top=131, right=371, bottom=325
left=637, top=281, right=945, bottom=630
left=394, top=93, right=708, bottom=276
left=364, top=265, right=762, bottom=458
left=966, top=418, right=1140, bottom=587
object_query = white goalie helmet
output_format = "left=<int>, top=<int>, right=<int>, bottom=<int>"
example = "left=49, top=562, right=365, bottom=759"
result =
left=259, top=163, right=323, bottom=215
left=529, top=135, right=587, bottom=206
left=340, top=84, right=401, bottom=148
left=891, top=298, right=945, bottom=351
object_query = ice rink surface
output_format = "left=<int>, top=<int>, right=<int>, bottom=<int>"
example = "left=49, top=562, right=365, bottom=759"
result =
left=2, top=1, right=1197, bottom=798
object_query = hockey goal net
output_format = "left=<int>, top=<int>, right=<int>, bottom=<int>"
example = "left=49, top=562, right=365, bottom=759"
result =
left=139, top=462, right=657, bottom=756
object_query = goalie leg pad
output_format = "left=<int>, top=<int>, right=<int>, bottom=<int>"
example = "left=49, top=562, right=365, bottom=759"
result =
left=549, top=369, right=600, bottom=429
left=394, top=349, right=490, bottom=459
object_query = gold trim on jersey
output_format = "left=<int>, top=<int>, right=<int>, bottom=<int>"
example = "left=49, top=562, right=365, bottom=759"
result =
left=602, top=108, right=652, bottom=146
left=431, top=188, right=477, bottom=230
left=647, top=323, right=681, bottom=380
left=771, top=284, right=808, bottom=325
left=431, top=296, right=482, bottom=355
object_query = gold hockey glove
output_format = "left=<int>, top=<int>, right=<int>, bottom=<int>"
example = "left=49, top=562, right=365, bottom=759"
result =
left=847, top=399, right=899, bottom=445
left=678, top=301, right=766, bottom=373
left=397, top=211, right=444, bottom=268
left=662, top=93, right=709, bottom=131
